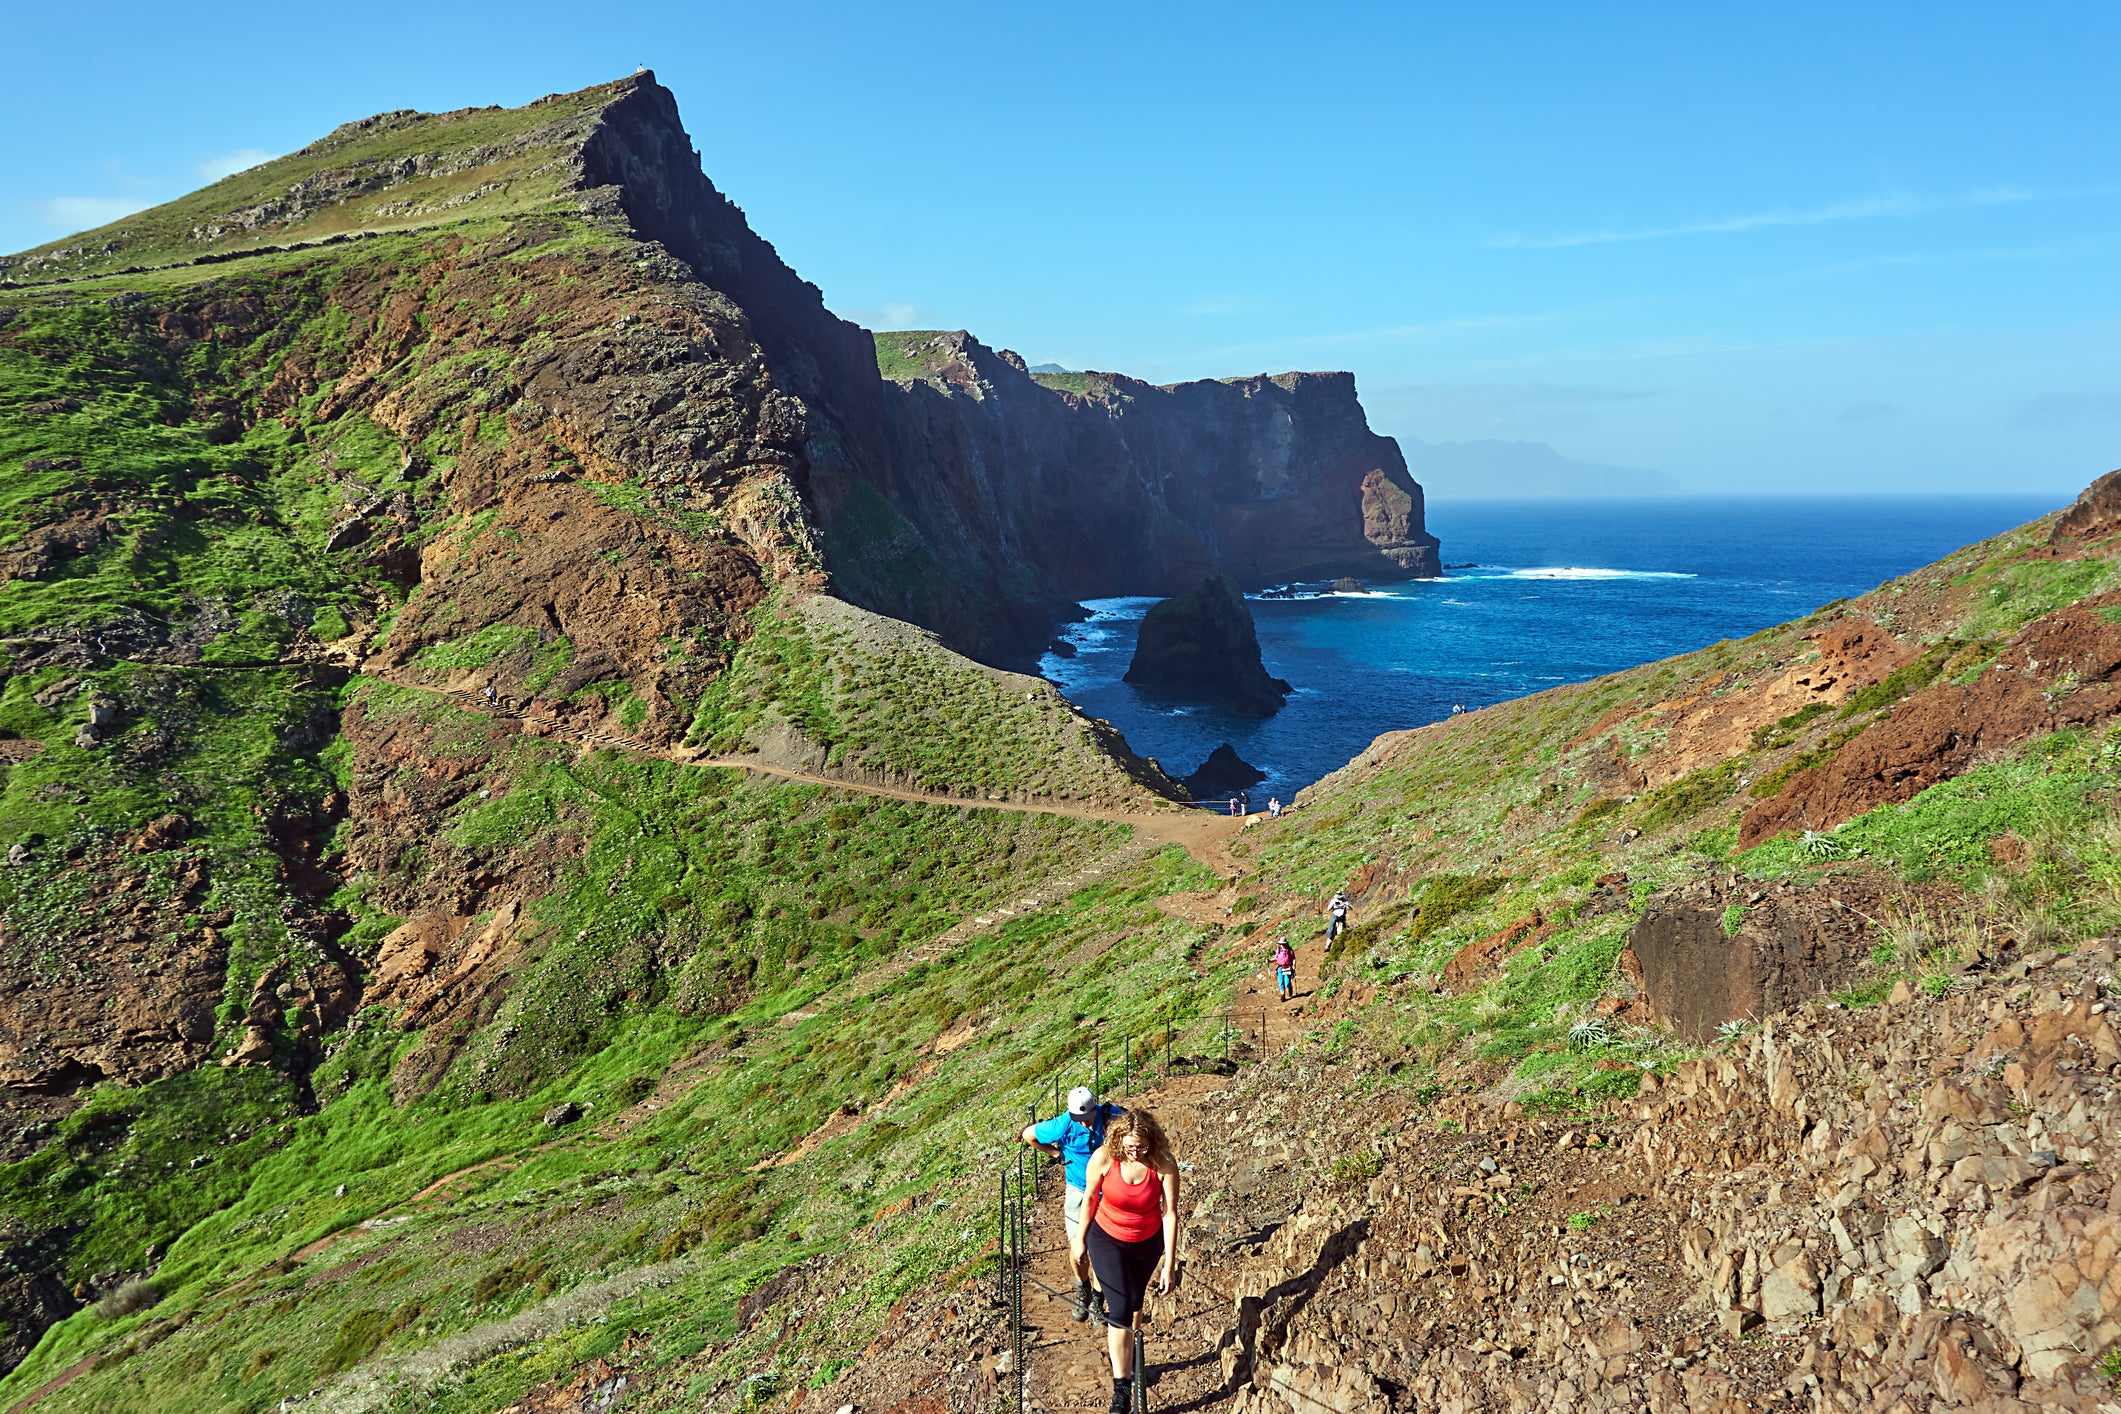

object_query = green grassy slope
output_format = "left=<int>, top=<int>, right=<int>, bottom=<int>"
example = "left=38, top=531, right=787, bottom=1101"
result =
left=0, top=766, right=1231, bottom=1410
left=0, top=83, right=630, bottom=285
left=1231, top=504, right=2121, bottom=1109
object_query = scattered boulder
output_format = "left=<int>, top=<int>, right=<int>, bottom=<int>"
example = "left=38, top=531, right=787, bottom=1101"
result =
left=1182, top=742, right=1266, bottom=800
left=220, top=1027, right=275, bottom=1067
left=129, top=814, right=189, bottom=853
left=1124, top=576, right=1291, bottom=716
left=542, top=1101, right=582, bottom=1128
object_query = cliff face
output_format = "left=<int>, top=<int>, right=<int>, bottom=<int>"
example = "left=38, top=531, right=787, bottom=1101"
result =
left=822, top=331, right=1438, bottom=662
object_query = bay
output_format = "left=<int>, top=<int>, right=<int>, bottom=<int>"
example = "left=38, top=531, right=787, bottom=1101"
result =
left=1040, top=495, right=2067, bottom=801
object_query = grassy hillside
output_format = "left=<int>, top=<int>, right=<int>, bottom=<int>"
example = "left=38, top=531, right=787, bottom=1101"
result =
left=0, top=760, right=1232, bottom=1410
left=0, top=83, right=630, bottom=285
left=1231, top=500, right=2121, bottom=1108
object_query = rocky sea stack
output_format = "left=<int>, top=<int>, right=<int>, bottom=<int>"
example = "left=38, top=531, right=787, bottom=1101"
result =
left=1123, top=576, right=1291, bottom=716
left=1181, top=742, right=1266, bottom=799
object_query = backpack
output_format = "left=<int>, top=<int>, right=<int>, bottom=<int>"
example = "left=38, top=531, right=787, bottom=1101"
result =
left=1272, top=943, right=1294, bottom=969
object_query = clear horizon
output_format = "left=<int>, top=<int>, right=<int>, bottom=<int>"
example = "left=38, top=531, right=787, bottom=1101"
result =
left=6, top=2, right=2114, bottom=497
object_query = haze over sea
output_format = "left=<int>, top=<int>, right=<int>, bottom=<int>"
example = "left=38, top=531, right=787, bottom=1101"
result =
left=1042, top=495, right=2065, bottom=803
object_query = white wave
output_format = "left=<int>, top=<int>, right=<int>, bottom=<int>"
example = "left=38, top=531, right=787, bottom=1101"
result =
left=1501, top=567, right=1696, bottom=581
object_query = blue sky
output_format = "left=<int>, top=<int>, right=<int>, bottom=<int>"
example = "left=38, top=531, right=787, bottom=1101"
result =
left=5, top=2, right=2115, bottom=495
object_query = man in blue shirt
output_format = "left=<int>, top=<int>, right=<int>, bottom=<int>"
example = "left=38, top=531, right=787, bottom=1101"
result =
left=1020, top=1085, right=1124, bottom=1322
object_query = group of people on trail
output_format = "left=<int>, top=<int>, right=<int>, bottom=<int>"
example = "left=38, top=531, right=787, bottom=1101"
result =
left=1225, top=792, right=1248, bottom=817
left=1266, top=892, right=1350, bottom=1006
left=1010, top=889, right=1360, bottom=1406
left=1019, top=1088, right=1180, bottom=1412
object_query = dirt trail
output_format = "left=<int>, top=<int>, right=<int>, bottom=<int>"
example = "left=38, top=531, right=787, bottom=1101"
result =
left=1014, top=1069, right=1238, bottom=1411
left=367, top=670, right=1245, bottom=871
left=1007, top=915, right=1332, bottom=1414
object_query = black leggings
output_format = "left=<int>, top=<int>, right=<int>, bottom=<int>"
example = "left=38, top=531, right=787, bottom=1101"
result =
left=1085, top=1222, right=1165, bottom=1329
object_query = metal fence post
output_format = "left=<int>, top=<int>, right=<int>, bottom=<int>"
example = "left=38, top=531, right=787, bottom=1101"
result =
left=1133, top=1317, right=1148, bottom=1412
left=1014, top=1172, right=1028, bottom=1414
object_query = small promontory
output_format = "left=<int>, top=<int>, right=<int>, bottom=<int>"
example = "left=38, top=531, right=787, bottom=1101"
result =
left=1124, top=576, right=1292, bottom=716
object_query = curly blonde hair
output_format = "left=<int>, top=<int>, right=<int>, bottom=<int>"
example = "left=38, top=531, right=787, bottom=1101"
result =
left=1101, top=1108, right=1176, bottom=1170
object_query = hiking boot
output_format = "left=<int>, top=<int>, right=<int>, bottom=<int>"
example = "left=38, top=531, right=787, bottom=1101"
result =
left=1092, top=1287, right=1109, bottom=1324
left=1070, top=1279, right=1091, bottom=1323
left=1108, top=1377, right=1131, bottom=1413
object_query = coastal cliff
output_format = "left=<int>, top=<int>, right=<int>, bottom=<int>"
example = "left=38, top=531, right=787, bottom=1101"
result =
left=827, top=330, right=1438, bottom=662
left=514, top=78, right=1443, bottom=667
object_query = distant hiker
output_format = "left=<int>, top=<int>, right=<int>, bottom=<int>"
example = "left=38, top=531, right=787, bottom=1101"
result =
left=1268, top=796, right=1282, bottom=819
left=1021, top=1087, right=1125, bottom=1323
left=482, top=685, right=497, bottom=708
left=1272, top=937, right=1295, bottom=1001
left=1327, top=892, right=1350, bottom=943
left=1228, top=795, right=1240, bottom=817
left=1071, top=1109, right=1180, bottom=1411
left=1239, top=790, right=1250, bottom=816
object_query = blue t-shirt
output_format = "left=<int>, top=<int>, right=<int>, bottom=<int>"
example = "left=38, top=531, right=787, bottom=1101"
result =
left=1032, top=1104, right=1125, bottom=1189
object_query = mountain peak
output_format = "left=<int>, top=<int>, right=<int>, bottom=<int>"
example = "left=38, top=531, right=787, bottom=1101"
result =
left=1, top=73, right=668, bottom=285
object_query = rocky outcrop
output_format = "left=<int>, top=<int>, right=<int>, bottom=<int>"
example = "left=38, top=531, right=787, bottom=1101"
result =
left=1139, top=941, right=2121, bottom=1414
left=1623, top=873, right=1923, bottom=1039
left=1184, top=742, right=1268, bottom=800
left=1741, top=594, right=2121, bottom=847
left=1125, top=576, right=1292, bottom=716
left=2052, top=468, right=2121, bottom=542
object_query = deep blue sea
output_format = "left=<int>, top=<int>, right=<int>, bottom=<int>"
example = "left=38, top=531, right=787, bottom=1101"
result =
left=1041, top=495, right=2066, bottom=801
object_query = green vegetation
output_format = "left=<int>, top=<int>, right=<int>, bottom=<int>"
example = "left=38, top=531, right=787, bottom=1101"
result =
left=1028, top=371, right=1112, bottom=398
left=1635, top=760, right=1740, bottom=833
left=3, top=83, right=633, bottom=283
left=1837, top=640, right=1957, bottom=718
left=688, top=597, right=1158, bottom=803
left=1404, top=875, right=1505, bottom=943
left=0, top=821, right=1234, bottom=1412
left=1748, top=723, right=1865, bottom=799
left=871, top=332, right=957, bottom=381
left=1750, top=701, right=1831, bottom=751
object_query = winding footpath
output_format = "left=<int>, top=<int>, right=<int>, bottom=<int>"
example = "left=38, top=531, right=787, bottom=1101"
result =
left=373, top=669, right=1248, bottom=874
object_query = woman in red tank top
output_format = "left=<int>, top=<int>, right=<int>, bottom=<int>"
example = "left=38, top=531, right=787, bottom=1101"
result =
left=1069, top=1109, right=1180, bottom=1412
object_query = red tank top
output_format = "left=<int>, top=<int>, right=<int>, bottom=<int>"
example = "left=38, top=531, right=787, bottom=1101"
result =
left=1093, top=1159, right=1164, bottom=1242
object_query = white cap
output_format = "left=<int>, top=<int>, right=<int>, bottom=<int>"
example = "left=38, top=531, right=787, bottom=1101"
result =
left=1067, top=1085, right=1098, bottom=1118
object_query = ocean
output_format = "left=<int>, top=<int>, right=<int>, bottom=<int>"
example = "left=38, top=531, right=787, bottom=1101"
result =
left=1039, top=495, right=2068, bottom=802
